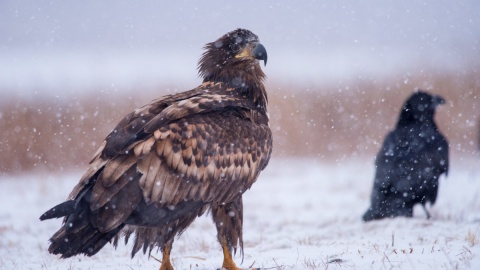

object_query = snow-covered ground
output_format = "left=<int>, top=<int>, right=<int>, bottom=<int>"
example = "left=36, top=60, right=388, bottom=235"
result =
left=1, top=157, right=479, bottom=269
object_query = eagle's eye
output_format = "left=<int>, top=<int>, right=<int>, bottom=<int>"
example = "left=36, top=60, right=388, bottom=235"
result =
left=228, top=35, right=248, bottom=53
left=230, top=43, right=241, bottom=53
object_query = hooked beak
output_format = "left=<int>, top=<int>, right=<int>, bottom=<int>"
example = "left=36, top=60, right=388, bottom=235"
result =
left=236, top=42, right=268, bottom=66
left=252, top=42, right=267, bottom=66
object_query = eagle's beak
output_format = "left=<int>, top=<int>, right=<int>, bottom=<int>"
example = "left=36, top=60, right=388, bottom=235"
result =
left=252, top=42, right=267, bottom=66
left=236, top=42, right=268, bottom=66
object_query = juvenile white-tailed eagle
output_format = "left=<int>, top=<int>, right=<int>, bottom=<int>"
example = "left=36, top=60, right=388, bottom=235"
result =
left=363, top=90, right=449, bottom=221
left=40, top=28, right=272, bottom=270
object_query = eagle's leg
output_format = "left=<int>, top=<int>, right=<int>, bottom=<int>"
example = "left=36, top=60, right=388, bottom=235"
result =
left=220, top=239, right=240, bottom=270
left=159, top=240, right=174, bottom=270
left=212, top=196, right=245, bottom=270
left=219, top=238, right=259, bottom=270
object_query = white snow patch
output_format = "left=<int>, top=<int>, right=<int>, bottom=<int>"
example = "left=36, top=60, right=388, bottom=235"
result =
left=1, top=158, right=479, bottom=269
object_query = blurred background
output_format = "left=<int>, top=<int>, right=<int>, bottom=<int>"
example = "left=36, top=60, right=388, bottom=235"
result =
left=1, top=0, right=479, bottom=174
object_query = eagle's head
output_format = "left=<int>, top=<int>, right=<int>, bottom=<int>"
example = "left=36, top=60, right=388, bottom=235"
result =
left=198, top=29, right=267, bottom=87
left=397, top=90, right=446, bottom=126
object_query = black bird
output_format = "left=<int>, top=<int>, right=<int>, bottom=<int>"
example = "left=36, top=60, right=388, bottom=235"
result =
left=363, top=90, right=449, bottom=222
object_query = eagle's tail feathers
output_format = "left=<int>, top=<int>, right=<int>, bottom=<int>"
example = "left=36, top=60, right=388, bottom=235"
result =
left=45, top=201, right=124, bottom=258
left=39, top=200, right=76, bottom=221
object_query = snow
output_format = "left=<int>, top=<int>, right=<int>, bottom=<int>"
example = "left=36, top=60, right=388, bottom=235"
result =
left=1, top=157, right=480, bottom=269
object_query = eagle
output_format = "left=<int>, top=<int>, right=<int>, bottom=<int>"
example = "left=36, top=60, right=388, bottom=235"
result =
left=40, top=28, right=272, bottom=270
left=362, top=90, right=449, bottom=221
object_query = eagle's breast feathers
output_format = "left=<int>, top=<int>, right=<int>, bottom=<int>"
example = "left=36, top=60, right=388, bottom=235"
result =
left=70, top=82, right=272, bottom=216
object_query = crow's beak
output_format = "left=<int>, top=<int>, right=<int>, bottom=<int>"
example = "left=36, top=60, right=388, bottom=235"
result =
left=433, top=95, right=446, bottom=106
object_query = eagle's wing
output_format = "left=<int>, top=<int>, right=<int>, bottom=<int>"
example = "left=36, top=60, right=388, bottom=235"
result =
left=68, top=82, right=272, bottom=232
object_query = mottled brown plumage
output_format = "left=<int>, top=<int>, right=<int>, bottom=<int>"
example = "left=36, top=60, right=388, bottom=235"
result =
left=40, top=29, right=271, bottom=270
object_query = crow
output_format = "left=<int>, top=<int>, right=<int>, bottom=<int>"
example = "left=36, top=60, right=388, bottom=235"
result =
left=363, top=90, right=449, bottom=221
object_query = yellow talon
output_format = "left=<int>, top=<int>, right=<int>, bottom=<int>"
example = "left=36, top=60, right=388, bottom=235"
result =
left=159, top=245, right=174, bottom=270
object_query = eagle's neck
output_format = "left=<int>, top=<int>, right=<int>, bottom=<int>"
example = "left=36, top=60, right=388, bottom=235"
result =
left=198, top=52, right=268, bottom=111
